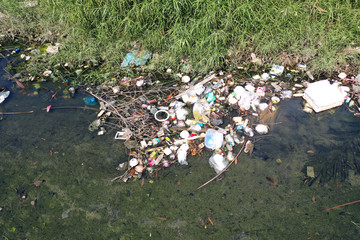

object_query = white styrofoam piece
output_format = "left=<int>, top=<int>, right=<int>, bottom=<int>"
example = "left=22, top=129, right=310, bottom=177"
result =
left=303, top=80, right=345, bottom=112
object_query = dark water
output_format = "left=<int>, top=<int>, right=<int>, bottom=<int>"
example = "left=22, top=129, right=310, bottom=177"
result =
left=1, top=55, right=360, bottom=240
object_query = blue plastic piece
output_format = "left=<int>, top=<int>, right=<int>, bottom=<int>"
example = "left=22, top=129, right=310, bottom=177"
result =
left=206, top=92, right=216, bottom=103
left=11, top=48, right=21, bottom=54
left=121, top=50, right=152, bottom=68
left=84, top=96, right=97, bottom=106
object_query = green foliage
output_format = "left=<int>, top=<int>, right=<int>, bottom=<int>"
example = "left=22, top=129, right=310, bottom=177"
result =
left=0, top=0, right=359, bottom=81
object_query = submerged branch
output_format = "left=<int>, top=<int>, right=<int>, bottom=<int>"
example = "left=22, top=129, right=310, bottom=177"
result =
left=197, top=138, right=247, bottom=189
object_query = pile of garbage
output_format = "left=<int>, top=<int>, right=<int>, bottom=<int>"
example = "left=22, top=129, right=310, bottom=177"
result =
left=86, top=65, right=360, bottom=183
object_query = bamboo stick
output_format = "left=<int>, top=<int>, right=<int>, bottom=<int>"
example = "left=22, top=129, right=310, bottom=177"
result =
left=322, top=199, right=360, bottom=211
left=0, top=111, right=34, bottom=115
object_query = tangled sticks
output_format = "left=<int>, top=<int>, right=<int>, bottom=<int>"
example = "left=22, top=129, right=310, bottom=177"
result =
left=86, top=79, right=179, bottom=140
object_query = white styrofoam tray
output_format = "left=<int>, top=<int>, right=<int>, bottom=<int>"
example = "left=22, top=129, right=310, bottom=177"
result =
left=303, top=80, right=346, bottom=112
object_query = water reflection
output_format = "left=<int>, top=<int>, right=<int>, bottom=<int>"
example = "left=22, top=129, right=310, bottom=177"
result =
left=254, top=98, right=360, bottom=185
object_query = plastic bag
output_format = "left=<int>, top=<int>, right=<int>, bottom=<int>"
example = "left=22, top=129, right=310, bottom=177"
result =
left=175, top=108, right=189, bottom=121
left=209, top=153, right=228, bottom=173
left=204, top=129, right=223, bottom=150
left=182, top=94, right=198, bottom=104
left=193, top=99, right=210, bottom=122
left=177, top=144, right=189, bottom=165
left=206, top=92, right=216, bottom=103
left=121, top=50, right=152, bottom=68
left=238, top=91, right=252, bottom=110
left=0, top=91, right=10, bottom=104
left=84, top=96, right=98, bottom=106
left=233, top=86, right=245, bottom=100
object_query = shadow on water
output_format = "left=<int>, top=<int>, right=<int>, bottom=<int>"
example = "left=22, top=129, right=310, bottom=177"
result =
left=1, top=53, right=360, bottom=239
left=254, top=98, right=360, bottom=185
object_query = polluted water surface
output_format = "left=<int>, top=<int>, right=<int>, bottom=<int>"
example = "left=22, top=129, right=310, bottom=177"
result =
left=1, top=55, right=360, bottom=239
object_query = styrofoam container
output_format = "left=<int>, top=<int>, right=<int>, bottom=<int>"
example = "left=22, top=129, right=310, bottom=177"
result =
left=303, top=80, right=346, bottom=112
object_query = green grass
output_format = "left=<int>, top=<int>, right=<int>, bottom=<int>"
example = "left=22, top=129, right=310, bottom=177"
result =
left=0, top=0, right=359, bottom=83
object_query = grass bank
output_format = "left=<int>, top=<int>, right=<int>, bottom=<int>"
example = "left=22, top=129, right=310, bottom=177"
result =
left=0, top=0, right=359, bottom=82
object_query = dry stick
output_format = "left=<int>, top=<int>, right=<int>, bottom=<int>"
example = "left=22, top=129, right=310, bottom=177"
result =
left=0, top=111, right=34, bottom=115
left=322, top=199, right=360, bottom=211
left=46, top=106, right=98, bottom=111
left=111, top=175, right=122, bottom=182
left=197, top=139, right=247, bottom=190
left=87, top=89, right=129, bottom=128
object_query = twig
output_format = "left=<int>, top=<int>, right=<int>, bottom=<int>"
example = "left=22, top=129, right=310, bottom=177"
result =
left=351, top=221, right=360, bottom=230
left=42, top=106, right=98, bottom=111
left=197, top=139, right=247, bottom=189
left=111, top=176, right=122, bottom=182
left=322, top=199, right=360, bottom=211
left=0, top=111, right=34, bottom=115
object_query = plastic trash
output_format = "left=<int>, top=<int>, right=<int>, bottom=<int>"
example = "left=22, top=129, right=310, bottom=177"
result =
left=225, top=134, right=235, bottom=146
left=206, top=92, right=216, bottom=103
left=269, top=65, right=284, bottom=76
left=177, top=144, right=189, bottom=165
left=204, top=129, right=224, bottom=150
left=175, top=108, right=189, bottom=121
left=271, top=96, right=280, bottom=104
left=181, top=93, right=198, bottom=104
left=338, top=72, right=347, bottom=79
left=84, top=96, right=97, bottom=106
left=193, top=99, right=211, bottom=122
left=260, top=73, right=270, bottom=81
left=256, top=87, right=265, bottom=97
left=233, top=86, right=245, bottom=99
left=152, top=138, right=160, bottom=145
left=164, top=147, right=172, bottom=155
left=210, top=117, right=223, bottom=126
left=255, top=124, right=268, bottom=134
left=189, top=124, right=202, bottom=132
left=136, top=80, right=144, bottom=87
left=129, top=158, right=139, bottom=168
left=114, top=128, right=132, bottom=140
left=209, top=153, right=228, bottom=174
left=68, top=87, right=76, bottom=97
left=303, top=80, right=347, bottom=112
left=181, top=75, right=190, bottom=83
left=226, top=151, right=234, bottom=161
left=238, top=91, right=252, bottom=110
left=245, top=84, right=255, bottom=93
left=297, top=63, right=306, bottom=71
left=228, top=94, right=238, bottom=105
left=307, top=166, right=315, bottom=178
left=271, top=82, right=282, bottom=92
left=180, top=130, right=190, bottom=139
left=154, top=110, right=169, bottom=122
left=244, top=126, right=254, bottom=137
left=280, top=90, right=292, bottom=99
left=356, top=74, right=360, bottom=84
left=121, top=50, right=152, bottom=68
left=88, top=119, right=101, bottom=132
left=0, top=90, right=10, bottom=104
left=258, top=103, right=268, bottom=111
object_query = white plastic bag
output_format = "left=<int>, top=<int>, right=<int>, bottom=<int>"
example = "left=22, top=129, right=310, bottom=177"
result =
left=209, top=154, right=228, bottom=173
left=177, top=144, right=189, bottom=165
left=175, top=108, right=189, bottom=121
left=0, top=91, right=10, bottom=104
